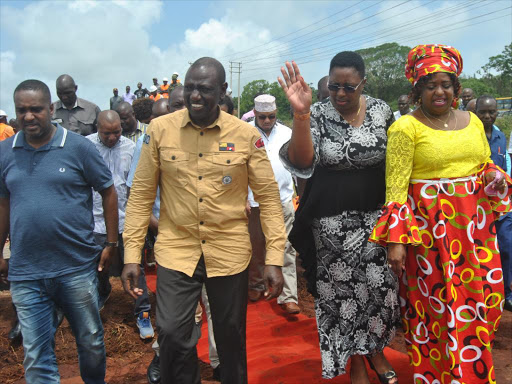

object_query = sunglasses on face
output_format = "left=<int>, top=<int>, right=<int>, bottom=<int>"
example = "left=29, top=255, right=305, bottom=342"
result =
left=327, top=78, right=365, bottom=93
left=258, top=114, right=276, bottom=121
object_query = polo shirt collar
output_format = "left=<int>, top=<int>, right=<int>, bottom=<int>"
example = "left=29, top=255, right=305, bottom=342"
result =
left=12, top=124, right=68, bottom=149
left=181, top=106, right=224, bottom=130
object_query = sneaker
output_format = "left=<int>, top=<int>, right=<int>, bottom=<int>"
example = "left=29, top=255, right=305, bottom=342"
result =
left=136, top=312, right=155, bottom=339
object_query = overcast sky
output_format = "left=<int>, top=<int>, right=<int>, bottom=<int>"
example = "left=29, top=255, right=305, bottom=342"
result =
left=1, top=0, right=511, bottom=118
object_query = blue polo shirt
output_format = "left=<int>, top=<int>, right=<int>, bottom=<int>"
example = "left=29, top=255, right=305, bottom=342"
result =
left=0, top=124, right=113, bottom=281
left=487, top=125, right=509, bottom=175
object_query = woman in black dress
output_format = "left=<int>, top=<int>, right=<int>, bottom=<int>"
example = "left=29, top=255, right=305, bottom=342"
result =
left=278, top=52, right=399, bottom=383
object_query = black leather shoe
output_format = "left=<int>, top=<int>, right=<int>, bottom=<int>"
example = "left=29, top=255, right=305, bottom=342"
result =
left=8, top=320, right=22, bottom=343
left=147, top=354, right=160, bottom=384
left=212, top=365, right=221, bottom=382
left=505, top=299, right=512, bottom=312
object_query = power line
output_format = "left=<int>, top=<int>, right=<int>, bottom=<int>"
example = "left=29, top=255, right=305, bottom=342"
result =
left=229, top=0, right=388, bottom=62
left=240, top=1, right=504, bottom=74
left=241, top=0, right=484, bottom=72
left=241, top=0, right=476, bottom=70
left=238, top=10, right=511, bottom=82
left=217, top=1, right=367, bottom=61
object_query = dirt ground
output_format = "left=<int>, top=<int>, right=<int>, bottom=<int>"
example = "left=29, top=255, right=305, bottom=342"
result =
left=0, top=270, right=511, bottom=384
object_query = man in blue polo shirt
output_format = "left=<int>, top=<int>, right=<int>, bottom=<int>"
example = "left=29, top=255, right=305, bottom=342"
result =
left=476, top=94, right=512, bottom=312
left=0, top=79, right=119, bottom=383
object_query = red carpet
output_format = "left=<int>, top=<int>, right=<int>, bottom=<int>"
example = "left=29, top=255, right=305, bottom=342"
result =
left=146, top=268, right=414, bottom=383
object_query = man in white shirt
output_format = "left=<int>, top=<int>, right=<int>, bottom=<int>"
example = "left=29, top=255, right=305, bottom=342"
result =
left=87, top=110, right=154, bottom=340
left=247, top=95, right=299, bottom=314
left=123, top=86, right=136, bottom=105
left=393, top=94, right=411, bottom=120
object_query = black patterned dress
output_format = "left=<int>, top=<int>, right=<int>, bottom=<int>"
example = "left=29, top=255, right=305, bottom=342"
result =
left=280, top=96, right=400, bottom=379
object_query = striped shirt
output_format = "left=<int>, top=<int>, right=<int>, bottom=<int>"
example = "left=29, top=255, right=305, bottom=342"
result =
left=123, top=121, right=148, bottom=143
left=86, top=133, right=135, bottom=234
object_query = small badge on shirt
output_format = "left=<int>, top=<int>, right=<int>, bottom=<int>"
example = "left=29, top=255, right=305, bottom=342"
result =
left=254, top=137, right=265, bottom=149
left=143, top=134, right=150, bottom=144
left=222, top=175, right=232, bottom=185
left=219, top=142, right=235, bottom=151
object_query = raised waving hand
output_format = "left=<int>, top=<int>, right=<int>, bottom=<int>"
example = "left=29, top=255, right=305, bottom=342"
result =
left=277, top=61, right=312, bottom=115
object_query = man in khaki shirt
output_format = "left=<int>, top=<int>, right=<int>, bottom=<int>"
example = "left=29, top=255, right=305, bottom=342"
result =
left=122, top=57, right=286, bottom=384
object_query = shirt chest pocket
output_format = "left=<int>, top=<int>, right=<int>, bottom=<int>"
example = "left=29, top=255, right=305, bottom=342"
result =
left=69, top=115, right=96, bottom=135
left=210, top=153, right=247, bottom=190
left=77, top=119, right=95, bottom=135
left=160, top=149, right=190, bottom=187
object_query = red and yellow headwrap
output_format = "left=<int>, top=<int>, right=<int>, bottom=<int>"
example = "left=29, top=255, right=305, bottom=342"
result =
left=405, top=44, right=463, bottom=86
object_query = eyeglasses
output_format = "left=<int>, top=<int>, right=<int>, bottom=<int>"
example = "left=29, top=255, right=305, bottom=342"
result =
left=257, top=114, right=276, bottom=121
left=327, top=78, right=365, bottom=93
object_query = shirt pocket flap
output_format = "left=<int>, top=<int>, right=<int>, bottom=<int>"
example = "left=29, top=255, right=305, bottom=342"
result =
left=76, top=117, right=96, bottom=125
left=211, top=153, right=246, bottom=166
left=161, top=149, right=190, bottom=162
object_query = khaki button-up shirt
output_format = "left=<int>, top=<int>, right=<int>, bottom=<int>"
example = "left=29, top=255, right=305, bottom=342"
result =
left=52, top=98, right=101, bottom=136
left=123, top=108, right=286, bottom=277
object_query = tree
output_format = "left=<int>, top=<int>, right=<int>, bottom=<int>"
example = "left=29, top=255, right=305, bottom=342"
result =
left=480, top=43, right=512, bottom=97
left=458, top=77, right=496, bottom=97
left=238, top=79, right=313, bottom=122
left=483, top=43, right=512, bottom=77
left=356, top=42, right=412, bottom=106
left=267, top=82, right=291, bottom=121
left=239, top=80, right=269, bottom=115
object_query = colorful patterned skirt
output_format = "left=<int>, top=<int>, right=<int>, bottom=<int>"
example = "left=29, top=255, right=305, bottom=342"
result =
left=370, top=171, right=511, bottom=384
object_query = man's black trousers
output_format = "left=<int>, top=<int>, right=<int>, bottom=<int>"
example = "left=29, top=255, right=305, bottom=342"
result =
left=156, top=257, right=248, bottom=384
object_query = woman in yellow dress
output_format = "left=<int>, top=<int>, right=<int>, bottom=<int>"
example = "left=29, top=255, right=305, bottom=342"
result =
left=370, top=44, right=511, bottom=383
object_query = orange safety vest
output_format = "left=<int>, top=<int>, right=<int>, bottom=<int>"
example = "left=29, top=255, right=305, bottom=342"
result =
left=160, top=84, right=170, bottom=98
left=150, top=94, right=163, bottom=101
left=0, top=123, right=14, bottom=141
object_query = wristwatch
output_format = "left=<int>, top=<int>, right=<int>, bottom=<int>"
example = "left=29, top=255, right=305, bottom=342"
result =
left=104, top=241, right=119, bottom=248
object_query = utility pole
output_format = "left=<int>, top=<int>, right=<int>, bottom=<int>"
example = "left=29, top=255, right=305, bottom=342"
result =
left=230, top=63, right=233, bottom=95
left=230, top=61, right=242, bottom=118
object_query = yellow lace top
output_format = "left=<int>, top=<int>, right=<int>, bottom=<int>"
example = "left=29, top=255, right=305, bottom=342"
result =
left=386, top=113, right=491, bottom=204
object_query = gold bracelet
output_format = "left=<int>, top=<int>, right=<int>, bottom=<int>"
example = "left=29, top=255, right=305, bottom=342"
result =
left=294, top=111, right=310, bottom=121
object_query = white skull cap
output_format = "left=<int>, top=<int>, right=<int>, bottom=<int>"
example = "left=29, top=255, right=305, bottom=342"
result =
left=0, top=109, right=6, bottom=117
left=254, top=95, right=276, bottom=112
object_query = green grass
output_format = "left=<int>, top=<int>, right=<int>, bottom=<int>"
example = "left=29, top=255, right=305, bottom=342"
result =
left=496, top=115, right=512, bottom=143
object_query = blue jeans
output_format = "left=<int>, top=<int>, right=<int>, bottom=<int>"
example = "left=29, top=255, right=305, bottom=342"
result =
left=11, top=267, right=106, bottom=384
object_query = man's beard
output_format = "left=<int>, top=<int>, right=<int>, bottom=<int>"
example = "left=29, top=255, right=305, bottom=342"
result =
left=255, top=120, right=276, bottom=133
